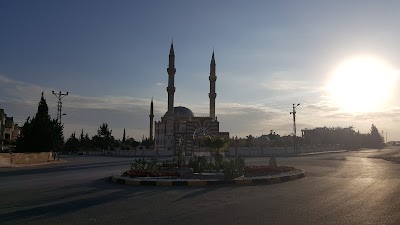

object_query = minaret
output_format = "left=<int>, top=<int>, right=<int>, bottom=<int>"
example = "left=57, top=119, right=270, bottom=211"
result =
left=149, top=98, right=154, bottom=141
left=167, top=42, right=176, bottom=115
left=209, top=51, right=217, bottom=120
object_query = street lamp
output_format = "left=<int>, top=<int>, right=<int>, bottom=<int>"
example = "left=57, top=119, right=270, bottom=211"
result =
left=386, top=132, right=388, bottom=144
left=290, top=103, right=300, bottom=154
left=192, top=128, right=205, bottom=157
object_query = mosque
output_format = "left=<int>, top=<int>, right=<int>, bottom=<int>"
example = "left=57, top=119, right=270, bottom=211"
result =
left=150, top=43, right=229, bottom=155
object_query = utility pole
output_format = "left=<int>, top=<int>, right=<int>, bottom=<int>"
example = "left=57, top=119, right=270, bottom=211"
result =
left=386, top=132, right=388, bottom=144
left=52, top=91, right=68, bottom=124
left=290, top=103, right=300, bottom=154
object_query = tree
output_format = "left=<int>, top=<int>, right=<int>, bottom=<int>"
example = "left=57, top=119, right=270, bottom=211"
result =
left=203, top=136, right=230, bottom=157
left=79, top=130, right=92, bottom=150
left=79, top=129, right=84, bottom=142
left=64, top=133, right=80, bottom=152
left=125, top=137, right=140, bottom=150
left=141, top=137, right=154, bottom=149
left=245, top=135, right=254, bottom=147
left=16, top=93, right=64, bottom=152
left=92, top=123, right=115, bottom=150
left=368, top=124, right=384, bottom=149
left=122, top=128, right=126, bottom=143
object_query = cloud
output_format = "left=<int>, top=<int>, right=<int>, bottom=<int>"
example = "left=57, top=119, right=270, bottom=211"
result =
left=2, top=73, right=400, bottom=141
left=0, top=75, right=14, bottom=84
left=0, top=74, right=155, bottom=139
left=259, top=80, right=322, bottom=92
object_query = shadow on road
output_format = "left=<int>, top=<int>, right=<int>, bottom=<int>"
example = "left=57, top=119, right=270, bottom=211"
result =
left=0, top=178, right=167, bottom=223
left=172, top=186, right=235, bottom=203
left=0, top=159, right=133, bottom=177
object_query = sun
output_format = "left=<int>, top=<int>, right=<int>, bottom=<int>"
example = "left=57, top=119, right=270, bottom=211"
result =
left=328, top=55, right=397, bottom=112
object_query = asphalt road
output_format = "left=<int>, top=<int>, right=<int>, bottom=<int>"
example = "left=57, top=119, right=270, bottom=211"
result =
left=1, top=148, right=400, bottom=225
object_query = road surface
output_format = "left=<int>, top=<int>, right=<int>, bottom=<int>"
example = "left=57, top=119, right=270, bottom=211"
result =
left=1, top=148, right=400, bottom=225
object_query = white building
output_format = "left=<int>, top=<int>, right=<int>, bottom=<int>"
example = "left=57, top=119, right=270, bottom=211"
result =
left=153, top=43, right=229, bottom=155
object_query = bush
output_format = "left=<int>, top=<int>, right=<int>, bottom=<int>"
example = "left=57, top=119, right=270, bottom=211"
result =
left=188, top=156, right=212, bottom=172
left=223, top=156, right=245, bottom=180
left=213, top=154, right=225, bottom=171
left=269, top=156, right=277, bottom=167
left=130, top=158, right=158, bottom=172
left=172, top=155, right=186, bottom=168
left=130, top=159, right=146, bottom=171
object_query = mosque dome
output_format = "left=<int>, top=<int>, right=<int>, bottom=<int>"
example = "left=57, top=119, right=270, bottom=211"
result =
left=164, top=106, right=194, bottom=118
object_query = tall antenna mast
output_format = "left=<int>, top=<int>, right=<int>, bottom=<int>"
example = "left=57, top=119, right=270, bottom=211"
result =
left=52, top=91, right=69, bottom=123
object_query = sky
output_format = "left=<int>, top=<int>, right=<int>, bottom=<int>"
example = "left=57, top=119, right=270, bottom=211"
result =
left=1, top=0, right=400, bottom=141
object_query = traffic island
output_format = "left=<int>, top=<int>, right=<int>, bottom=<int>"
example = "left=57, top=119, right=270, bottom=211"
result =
left=109, top=169, right=305, bottom=187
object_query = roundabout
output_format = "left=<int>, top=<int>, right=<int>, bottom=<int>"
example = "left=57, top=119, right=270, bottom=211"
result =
left=109, top=169, right=305, bottom=187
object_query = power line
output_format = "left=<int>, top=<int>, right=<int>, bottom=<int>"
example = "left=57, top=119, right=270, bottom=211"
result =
left=52, top=91, right=68, bottom=124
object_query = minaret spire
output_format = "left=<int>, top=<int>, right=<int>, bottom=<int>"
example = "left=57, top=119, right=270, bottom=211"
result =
left=209, top=50, right=217, bottom=120
left=167, top=42, right=176, bottom=115
left=167, top=41, right=176, bottom=115
left=149, top=98, right=154, bottom=142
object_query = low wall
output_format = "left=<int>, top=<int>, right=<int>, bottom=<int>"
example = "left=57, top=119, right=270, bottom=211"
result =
left=226, top=145, right=341, bottom=157
left=0, top=153, right=12, bottom=167
left=79, top=145, right=342, bottom=158
left=84, top=150, right=174, bottom=157
left=227, top=147, right=292, bottom=156
left=0, top=152, right=54, bottom=166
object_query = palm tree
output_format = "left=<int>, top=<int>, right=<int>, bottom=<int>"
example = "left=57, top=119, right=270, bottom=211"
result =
left=203, top=136, right=229, bottom=157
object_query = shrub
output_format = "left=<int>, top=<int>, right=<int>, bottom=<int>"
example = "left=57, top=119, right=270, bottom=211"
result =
left=172, top=155, right=186, bottom=168
left=213, top=154, right=225, bottom=171
left=223, top=156, right=245, bottom=180
left=146, top=157, right=159, bottom=172
left=130, top=158, right=159, bottom=171
left=269, top=156, right=277, bottom=167
left=188, top=156, right=212, bottom=172
left=130, top=158, right=146, bottom=171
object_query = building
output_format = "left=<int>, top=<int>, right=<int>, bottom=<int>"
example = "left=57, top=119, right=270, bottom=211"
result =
left=253, top=131, right=282, bottom=148
left=4, top=117, right=19, bottom=140
left=1, top=113, right=20, bottom=142
left=153, top=43, right=229, bottom=155
left=0, top=109, right=21, bottom=151
left=0, top=109, right=5, bottom=141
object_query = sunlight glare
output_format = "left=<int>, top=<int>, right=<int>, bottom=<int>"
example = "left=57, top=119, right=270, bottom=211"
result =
left=328, top=55, right=397, bottom=112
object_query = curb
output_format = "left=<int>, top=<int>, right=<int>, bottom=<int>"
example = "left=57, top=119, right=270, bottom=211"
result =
left=109, top=170, right=305, bottom=187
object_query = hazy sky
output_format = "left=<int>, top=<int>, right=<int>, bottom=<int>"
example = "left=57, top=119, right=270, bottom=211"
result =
left=2, top=0, right=400, bottom=141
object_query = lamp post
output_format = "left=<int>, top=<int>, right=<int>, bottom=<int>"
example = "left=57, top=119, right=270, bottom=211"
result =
left=386, top=132, right=388, bottom=144
left=192, top=128, right=205, bottom=157
left=290, top=103, right=300, bottom=154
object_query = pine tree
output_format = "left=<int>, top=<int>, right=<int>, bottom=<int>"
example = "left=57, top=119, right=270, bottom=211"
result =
left=122, top=128, right=126, bottom=143
left=369, top=124, right=384, bottom=149
left=16, top=93, right=64, bottom=152
left=65, top=132, right=80, bottom=152
left=80, top=129, right=84, bottom=141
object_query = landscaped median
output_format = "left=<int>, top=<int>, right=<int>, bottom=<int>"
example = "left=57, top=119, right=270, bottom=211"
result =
left=108, top=155, right=305, bottom=187
left=109, top=169, right=305, bottom=187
